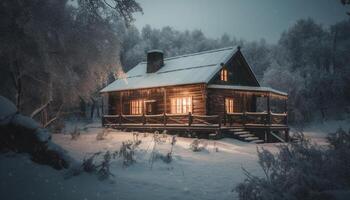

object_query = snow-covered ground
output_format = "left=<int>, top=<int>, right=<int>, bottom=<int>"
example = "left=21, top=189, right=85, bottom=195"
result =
left=294, top=119, right=350, bottom=144
left=0, top=122, right=279, bottom=200
left=1, top=119, right=347, bottom=200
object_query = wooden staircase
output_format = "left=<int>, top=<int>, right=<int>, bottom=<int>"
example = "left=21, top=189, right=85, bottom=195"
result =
left=226, top=127, right=264, bottom=144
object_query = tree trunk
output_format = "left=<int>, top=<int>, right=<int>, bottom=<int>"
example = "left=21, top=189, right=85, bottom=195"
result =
left=10, top=61, right=22, bottom=112
left=90, top=97, right=96, bottom=119
left=79, top=97, right=86, bottom=118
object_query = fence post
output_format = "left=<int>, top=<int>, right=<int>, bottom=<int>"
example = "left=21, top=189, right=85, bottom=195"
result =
left=223, top=112, right=227, bottom=126
left=142, top=113, right=146, bottom=125
left=242, top=112, right=246, bottom=125
left=118, top=113, right=122, bottom=126
left=285, top=129, right=289, bottom=142
left=101, top=116, right=105, bottom=127
left=284, top=98, right=288, bottom=125
left=188, top=112, right=192, bottom=126
left=267, top=93, right=271, bottom=125
left=163, top=113, right=167, bottom=126
left=285, top=113, right=288, bottom=125
left=218, top=114, right=222, bottom=128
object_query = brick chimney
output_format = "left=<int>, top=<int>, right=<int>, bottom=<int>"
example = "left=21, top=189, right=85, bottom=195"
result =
left=147, top=50, right=164, bottom=73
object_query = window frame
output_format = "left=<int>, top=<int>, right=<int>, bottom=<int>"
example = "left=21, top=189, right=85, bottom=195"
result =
left=220, top=68, right=228, bottom=82
left=130, top=99, right=144, bottom=115
left=170, top=96, right=193, bottom=114
left=225, top=97, right=234, bottom=113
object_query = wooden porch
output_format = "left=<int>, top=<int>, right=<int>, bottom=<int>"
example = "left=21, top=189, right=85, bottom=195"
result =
left=102, top=111, right=289, bottom=143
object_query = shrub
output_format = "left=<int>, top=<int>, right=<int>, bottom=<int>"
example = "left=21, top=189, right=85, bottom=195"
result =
left=96, top=128, right=109, bottom=140
left=161, top=130, right=168, bottom=139
left=98, top=151, right=115, bottom=180
left=149, top=132, right=170, bottom=167
left=70, top=126, right=80, bottom=140
left=143, top=132, right=149, bottom=137
left=82, top=152, right=101, bottom=173
left=190, top=139, right=207, bottom=152
left=235, top=129, right=350, bottom=200
left=152, top=152, right=172, bottom=164
left=213, top=141, right=219, bottom=152
left=119, top=141, right=136, bottom=167
left=132, top=132, right=142, bottom=146
left=154, top=135, right=177, bottom=164
left=79, top=151, right=117, bottom=180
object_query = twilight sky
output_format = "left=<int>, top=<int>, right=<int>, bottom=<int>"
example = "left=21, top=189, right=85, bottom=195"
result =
left=133, top=0, right=349, bottom=43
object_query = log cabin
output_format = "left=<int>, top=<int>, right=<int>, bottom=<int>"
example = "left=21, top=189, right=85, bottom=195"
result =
left=100, top=46, right=289, bottom=143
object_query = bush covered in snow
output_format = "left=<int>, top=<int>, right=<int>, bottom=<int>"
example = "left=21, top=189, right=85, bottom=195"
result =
left=74, top=151, right=118, bottom=180
left=70, top=126, right=81, bottom=140
left=96, top=128, right=110, bottom=140
left=0, top=95, right=71, bottom=169
left=235, top=129, right=350, bottom=200
left=119, top=141, right=137, bottom=167
left=190, top=139, right=207, bottom=152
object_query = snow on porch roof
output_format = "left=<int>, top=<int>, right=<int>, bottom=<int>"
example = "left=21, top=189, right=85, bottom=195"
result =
left=207, top=84, right=288, bottom=96
left=100, top=47, right=237, bottom=93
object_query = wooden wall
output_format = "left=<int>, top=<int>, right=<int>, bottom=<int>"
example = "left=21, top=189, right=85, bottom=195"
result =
left=106, top=83, right=207, bottom=115
left=209, top=51, right=260, bottom=87
left=207, top=88, right=257, bottom=115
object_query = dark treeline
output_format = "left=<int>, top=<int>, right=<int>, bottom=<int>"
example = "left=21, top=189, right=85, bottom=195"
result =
left=0, top=0, right=349, bottom=125
left=118, top=19, right=350, bottom=123
left=0, top=0, right=141, bottom=120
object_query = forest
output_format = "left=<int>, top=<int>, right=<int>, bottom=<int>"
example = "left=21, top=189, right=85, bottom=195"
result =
left=1, top=1, right=350, bottom=126
left=1, top=1, right=350, bottom=200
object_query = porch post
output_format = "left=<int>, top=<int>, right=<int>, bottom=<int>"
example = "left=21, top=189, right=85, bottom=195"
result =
left=101, top=94, right=104, bottom=116
left=163, top=87, right=167, bottom=114
left=241, top=93, right=246, bottom=125
left=284, top=98, right=288, bottom=125
left=120, top=92, right=123, bottom=115
left=267, top=92, right=271, bottom=124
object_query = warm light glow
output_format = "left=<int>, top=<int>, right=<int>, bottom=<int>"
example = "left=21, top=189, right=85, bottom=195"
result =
left=116, top=67, right=128, bottom=84
left=130, top=99, right=143, bottom=114
left=220, top=68, right=228, bottom=81
left=225, top=98, right=234, bottom=113
left=170, top=97, right=192, bottom=114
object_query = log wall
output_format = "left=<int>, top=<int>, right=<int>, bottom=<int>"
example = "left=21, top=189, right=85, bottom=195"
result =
left=106, top=83, right=207, bottom=115
left=207, top=88, right=257, bottom=115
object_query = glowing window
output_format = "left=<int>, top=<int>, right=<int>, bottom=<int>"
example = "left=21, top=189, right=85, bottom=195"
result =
left=130, top=100, right=143, bottom=115
left=170, top=97, right=192, bottom=114
left=225, top=98, right=234, bottom=113
left=220, top=68, right=228, bottom=81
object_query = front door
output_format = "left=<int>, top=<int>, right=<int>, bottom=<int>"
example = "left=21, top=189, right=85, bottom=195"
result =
left=145, top=100, right=156, bottom=115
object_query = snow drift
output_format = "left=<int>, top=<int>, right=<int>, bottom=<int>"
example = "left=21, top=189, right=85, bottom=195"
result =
left=0, top=96, right=71, bottom=169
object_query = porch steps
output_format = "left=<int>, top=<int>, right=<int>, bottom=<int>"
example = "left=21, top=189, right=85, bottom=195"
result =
left=228, top=128, right=245, bottom=132
left=233, top=131, right=250, bottom=135
left=226, top=127, right=264, bottom=143
left=244, top=136, right=260, bottom=141
left=250, top=139, right=264, bottom=144
left=239, top=133, right=255, bottom=138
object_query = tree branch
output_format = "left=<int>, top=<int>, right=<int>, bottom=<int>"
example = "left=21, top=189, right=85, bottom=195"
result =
left=30, top=100, right=51, bottom=118
left=44, top=104, right=63, bottom=128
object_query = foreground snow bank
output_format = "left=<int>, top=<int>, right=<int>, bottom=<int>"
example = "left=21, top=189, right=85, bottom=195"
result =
left=0, top=95, right=72, bottom=169
left=303, top=119, right=350, bottom=137
left=50, top=126, right=278, bottom=200
left=0, top=96, right=17, bottom=125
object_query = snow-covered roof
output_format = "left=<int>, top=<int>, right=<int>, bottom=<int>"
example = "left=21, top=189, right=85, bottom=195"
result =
left=100, top=47, right=237, bottom=93
left=207, top=84, right=288, bottom=96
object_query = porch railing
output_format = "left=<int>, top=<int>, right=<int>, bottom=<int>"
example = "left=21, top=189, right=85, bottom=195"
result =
left=102, top=112, right=287, bottom=127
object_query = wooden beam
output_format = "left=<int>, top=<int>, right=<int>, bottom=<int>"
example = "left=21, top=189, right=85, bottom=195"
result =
left=163, top=87, right=167, bottom=114
left=284, top=98, right=288, bottom=125
left=188, top=112, right=192, bottom=126
left=102, top=94, right=104, bottom=115
left=120, top=92, right=123, bottom=115
left=267, top=92, right=271, bottom=124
